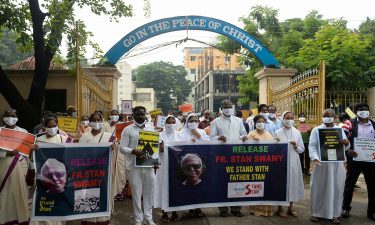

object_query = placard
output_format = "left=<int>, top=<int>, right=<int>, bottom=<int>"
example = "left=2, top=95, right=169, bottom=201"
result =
left=354, top=138, right=375, bottom=162
left=121, top=100, right=132, bottom=114
left=57, top=117, right=78, bottom=133
left=318, top=128, right=345, bottom=161
left=135, top=130, right=159, bottom=167
left=115, top=122, right=133, bottom=140
left=0, top=128, right=36, bottom=157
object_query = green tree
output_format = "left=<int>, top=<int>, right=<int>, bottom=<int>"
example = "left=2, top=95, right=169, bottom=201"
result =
left=0, top=0, right=148, bottom=131
left=0, top=29, right=32, bottom=66
left=132, top=61, right=192, bottom=113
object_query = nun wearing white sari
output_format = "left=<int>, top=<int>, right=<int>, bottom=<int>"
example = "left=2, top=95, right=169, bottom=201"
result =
left=177, top=113, right=210, bottom=217
left=275, top=111, right=305, bottom=218
left=309, top=109, right=350, bottom=224
left=178, top=113, right=210, bottom=143
left=155, top=115, right=181, bottom=222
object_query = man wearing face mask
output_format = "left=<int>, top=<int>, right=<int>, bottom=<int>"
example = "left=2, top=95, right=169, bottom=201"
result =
left=342, top=103, right=375, bottom=221
left=309, top=109, right=350, bottom=224
left=210, top=100, right=247, bottom=217
left=66, top=105, right=78, bottom=118
left=119, top=106, right=157, bottom=225
left=258, top=104, right=276, bottom=136
left=268, top=105, right=283, bottom=130
left=104, top=109, right=120, bottom=135
left=175, top=111, right=184, bottom=131
left=198, top=110, right=212, bottom=129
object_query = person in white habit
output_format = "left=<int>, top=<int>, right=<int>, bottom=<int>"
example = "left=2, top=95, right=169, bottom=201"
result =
left=78, top=112, right=115, bottom=225
left=178, top=113, right=210, bottom=143
left=309, top=109, right=350, bottom=224
left=178, top=113, right=210, bottom=217
left=119, top=106, right=156, bottom=225
left=275, top=111, right=305, bottom=218
left=210, top=99, right=247, bottom=217
left=155, top=115, right=180, bottom=222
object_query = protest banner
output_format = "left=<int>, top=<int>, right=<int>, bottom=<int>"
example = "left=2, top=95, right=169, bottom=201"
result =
left=115, top=121, right=133, bottom=140
left=57, top=117, right=78, bottom=133
left=135, top=130, right=159, bottom=167
left=318, top=128, right=345, bottom=161
left=354, top=138, right=375, bottom=162
left=0, top=128, right=35, bottom=157
left=162, top=141, right=289, bottom=211
left=32, top=143, right=112, bottom=221
left=178, top=104, right=193, bottom=113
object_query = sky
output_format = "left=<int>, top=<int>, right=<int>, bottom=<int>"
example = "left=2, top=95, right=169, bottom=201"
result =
left=74, top=0, right=374, bottom=69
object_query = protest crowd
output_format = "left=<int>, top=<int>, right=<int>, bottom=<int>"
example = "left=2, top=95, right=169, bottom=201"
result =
left=0, top=100, right=374, bottom=225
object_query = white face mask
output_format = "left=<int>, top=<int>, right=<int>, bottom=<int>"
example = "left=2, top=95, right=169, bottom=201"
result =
left=134, top=120, right=146, bottom=127
left=81, top=120, right=89, bottom=127
left=256, top=122, right=265, bottom=130
left=283, top=119, right=294, bottom=128
left=71, top=112, right=77, bottom=118
left=46, top=127, right=59, bottom=136
left=3, top=117, right=18, bottom=126
left=299, top=117, right=306, bottom=122
left=188, top=122, right=198, bottom=130
left=165, top=124, right=176, bottom=133
left=322, top=117, right=334, bottom=124
left=268, top=113, right=276, bottom=119
left=89, top=122, right=103, bottom=130
left=357, top=111, right=370, bottom=119
left=110, top=115, right=119, bottom=122
left=260, top=112, right=269, bottom=119
left=221, top=108, right=232, bottom=117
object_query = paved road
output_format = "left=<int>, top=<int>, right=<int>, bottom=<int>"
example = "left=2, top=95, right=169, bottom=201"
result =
left=68, top=175, right=373, bottom=225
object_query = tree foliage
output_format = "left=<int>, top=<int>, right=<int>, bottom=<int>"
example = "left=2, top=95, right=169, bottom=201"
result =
left=0, top=0, right=147, bottom=131
left=132, top=61, right=192, bottom=113
left=0, top=28, right=32, bottom=66
left=217, top=5, right=375, bottom=103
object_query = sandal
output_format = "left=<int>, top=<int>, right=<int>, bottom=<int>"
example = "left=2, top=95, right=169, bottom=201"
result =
left=287, top=209, right=298, bottom=217
left=310, top=216, right=319, bottom=222
left=171, top=212, right=180, bottom=221
left=331, top=217, right=340, bottom=224
left=219, top=211, right=229, bottom=217
left=277, top=209, right=287, bottom=218
left=231, top=211, right=244, bottom=217
left=188, top=209, right=195, bottom=217
left=194, top=208, right=205, bottom=217
left=161, top=213, right=170, bottom=223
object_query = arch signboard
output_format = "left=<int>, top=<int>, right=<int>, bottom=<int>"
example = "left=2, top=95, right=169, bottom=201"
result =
left=104, top=16, right=280, bottom=68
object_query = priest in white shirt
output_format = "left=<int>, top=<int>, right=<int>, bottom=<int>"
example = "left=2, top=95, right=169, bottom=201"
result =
left=120, top=106, right=156, bottom=225
left=308, top=109, right=350, bottom=224
left=210, top=99, right=247, bottom=217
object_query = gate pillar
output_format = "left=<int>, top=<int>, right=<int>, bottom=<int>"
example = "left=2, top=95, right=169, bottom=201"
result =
left=255, top=68, right=297, bottom=105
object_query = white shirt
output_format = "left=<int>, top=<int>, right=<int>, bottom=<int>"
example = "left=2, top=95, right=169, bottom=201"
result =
left=210, top=115, right=247, bottom=140
left=119, top=123, right=155, bottom=170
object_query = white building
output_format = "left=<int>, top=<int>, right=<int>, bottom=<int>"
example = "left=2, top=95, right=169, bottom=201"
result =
left=116, top=61, right=157, bottom=113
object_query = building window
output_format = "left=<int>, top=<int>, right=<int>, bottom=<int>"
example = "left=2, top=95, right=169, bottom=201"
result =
left=190, top=56, right=196, bottom=61
left=190, top=69, right=196, bottom=74
left=224, top=56, right=231, bottom=64
left=133, top=93, right=151, bottom=101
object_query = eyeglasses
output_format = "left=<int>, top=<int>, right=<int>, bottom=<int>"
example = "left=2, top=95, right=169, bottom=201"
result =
left=182, top=164, right=202, bottom=170
left=45, top=171, right=66, bottom=179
